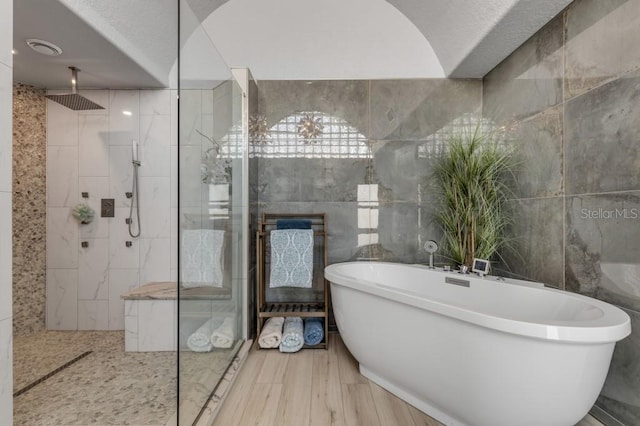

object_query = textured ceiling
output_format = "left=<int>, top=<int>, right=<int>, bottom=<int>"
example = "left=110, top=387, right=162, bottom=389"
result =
left=12, top=0, right=573, bottom=88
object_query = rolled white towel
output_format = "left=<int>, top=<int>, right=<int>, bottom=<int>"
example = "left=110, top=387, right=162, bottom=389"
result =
left=211, top=317, right=235, bottom=348
left=258, top=317, right=284, bottom=349
left=187, top=317, right=221, bottom=352
left=279, top=317, right=304, bottom=353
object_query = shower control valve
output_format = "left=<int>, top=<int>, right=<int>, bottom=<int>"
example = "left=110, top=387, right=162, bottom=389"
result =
left=125, top=192, right=133, bottom=199
left=125, top=241, right=133, bottom=247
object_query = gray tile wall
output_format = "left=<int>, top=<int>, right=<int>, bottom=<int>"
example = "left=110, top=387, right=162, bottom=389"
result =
left=254, top=79, right=481, bottom=265
left=483, top=0, right=640, bottom=423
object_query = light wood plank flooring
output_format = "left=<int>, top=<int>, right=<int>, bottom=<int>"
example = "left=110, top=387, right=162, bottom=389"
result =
left=214, top=333, right=442, bottom=426
left=214, top=333, right=604, bottom=426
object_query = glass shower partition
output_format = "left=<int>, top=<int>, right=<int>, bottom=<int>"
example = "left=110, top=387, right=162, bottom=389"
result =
left=178, top=1, right=248, bottom=423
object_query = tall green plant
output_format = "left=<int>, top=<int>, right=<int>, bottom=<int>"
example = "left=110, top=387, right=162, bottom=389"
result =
left=433, top=123, right=516, bottom=267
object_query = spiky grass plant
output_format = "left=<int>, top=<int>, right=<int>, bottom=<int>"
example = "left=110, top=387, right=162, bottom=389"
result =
left=433, top=122, right=517, bottom=268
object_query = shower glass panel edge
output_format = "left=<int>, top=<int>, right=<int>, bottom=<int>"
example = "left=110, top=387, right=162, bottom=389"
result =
left=178, top=1, right=248, bottom=424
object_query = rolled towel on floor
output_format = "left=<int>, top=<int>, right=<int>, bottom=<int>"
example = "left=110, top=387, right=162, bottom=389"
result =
left=187, top=317, right=222, bottom=352
left=211, top=317, right=235, bottom=348
left=258, top=317, right=284, bottom=349
left=303, top=317, right=324, bottom=346
left=279, top=317, right=304, bottom=353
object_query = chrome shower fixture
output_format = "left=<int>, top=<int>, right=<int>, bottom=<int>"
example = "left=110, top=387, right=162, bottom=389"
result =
left=45, top=67, right=104, bottom=111
left=424, top=240, right=438, bottom=269
left=127, top=139, right=141, bottom=238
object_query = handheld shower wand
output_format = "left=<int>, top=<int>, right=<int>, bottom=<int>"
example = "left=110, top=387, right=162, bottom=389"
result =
left=424, top=240, right=438, bottom=269
left=127, top=140, right=141, bottom=238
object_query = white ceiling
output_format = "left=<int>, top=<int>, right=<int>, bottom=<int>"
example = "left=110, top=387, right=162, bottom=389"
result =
left=12, top=0, right=573, bottom=88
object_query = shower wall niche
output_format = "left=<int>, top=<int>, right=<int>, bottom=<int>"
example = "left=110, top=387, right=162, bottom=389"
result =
left=45, top=89, right=177, bottom=331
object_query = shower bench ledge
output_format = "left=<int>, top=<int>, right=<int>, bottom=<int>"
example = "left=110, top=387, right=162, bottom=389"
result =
left=121, top=282, right=233, bottom=352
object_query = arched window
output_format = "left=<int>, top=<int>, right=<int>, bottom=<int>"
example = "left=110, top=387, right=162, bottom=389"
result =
left=248, top=111, right=371, bottom=159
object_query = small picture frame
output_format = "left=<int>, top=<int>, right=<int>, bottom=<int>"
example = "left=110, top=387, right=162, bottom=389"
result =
left=472, top=258, right=490, bottom=276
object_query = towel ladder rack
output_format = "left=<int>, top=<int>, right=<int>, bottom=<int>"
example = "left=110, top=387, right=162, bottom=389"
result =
left=256, top=212, right=329, bottom=350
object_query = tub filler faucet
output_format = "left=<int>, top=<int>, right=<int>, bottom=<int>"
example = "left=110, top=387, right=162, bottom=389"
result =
left=424, top=240, right=438, bottom=269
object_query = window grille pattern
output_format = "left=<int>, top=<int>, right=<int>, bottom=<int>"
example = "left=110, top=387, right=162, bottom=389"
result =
left=248, top=111, right=371, bottom=159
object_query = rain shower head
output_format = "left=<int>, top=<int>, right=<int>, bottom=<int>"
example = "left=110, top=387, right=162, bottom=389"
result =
left=45, top=67, right=104, bottom=111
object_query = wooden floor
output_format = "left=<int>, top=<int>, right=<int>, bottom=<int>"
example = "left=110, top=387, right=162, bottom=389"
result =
left=214, top=333, right=442, bottom=426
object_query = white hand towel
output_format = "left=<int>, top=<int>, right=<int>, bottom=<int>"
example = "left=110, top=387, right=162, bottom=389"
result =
left=279, top=317, right=304, bottom=353
left=258, top=317, right=284, bottom=349
left=187, top=317, right=222, bottom=352
left=211, top=317, right=235, bottom=348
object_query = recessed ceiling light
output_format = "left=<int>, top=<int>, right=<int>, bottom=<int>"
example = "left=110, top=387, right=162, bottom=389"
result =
left=122, top=110, right=132, bottom=116
left=25, top=39, right=63, bottom=56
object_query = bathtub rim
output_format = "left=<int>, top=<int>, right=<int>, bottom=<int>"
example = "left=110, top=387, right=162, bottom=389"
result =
left=325, top=261, right=631, bottom=344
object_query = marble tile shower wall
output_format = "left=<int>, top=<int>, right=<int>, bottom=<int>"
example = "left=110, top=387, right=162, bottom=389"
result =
left=483, top=0, right=640, bottom=423
left=46, top=89, right=178, bottom=331
left=254, top=79, right=481, bottom=267
left=12, top=84, right=46, bottom=335
left=0, top=0, right=12, bottom=420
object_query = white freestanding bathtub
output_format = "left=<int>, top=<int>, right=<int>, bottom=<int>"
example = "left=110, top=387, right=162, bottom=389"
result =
left=325, top=262, right=631, bottom=426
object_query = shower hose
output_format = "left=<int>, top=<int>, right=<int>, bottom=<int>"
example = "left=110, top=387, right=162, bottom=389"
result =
left=128, top=160, right=141, bottom=238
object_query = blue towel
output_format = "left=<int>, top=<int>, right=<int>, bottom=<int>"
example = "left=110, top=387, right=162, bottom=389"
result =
left=279, top=317, right=304, bottom=353
left=304, top=317, right=324, bottom=346
left=276, top=219, right=312, bottom=229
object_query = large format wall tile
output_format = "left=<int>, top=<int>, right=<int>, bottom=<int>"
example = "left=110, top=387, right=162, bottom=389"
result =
left=596, top=306, right=640, bottom=424
left=138, top=177, right=171, bottom=238
left=78, top=238, right=109, bottom=300
left=0, top=2, right=10, bottom=419
left=0, top=192, right=10, bottom=321
left=0, top=318, right=11, bottom=419
left=511, top=106, right=564, bottom=198
left=46, top=269, right=78, bottom=330
left=109, top=90, right=140, bottom=146
left=565, top=68, right=640, bottom=195
left=502, top=197, right=565, bottom=288
left=369, top=139, right=434, bottom=203
left=377, top=201, right=420, bottom=263
left=46, top=99, right=78, bottom=146
left=258, top=80, right=369, bottom=136
left=257, top=158, right=367, bottom=203
left=46, top=208, right=79, bottom=269
left=78, top=177, right=110, bottom=240
left=370, top=79, right=481, bottom=140
left=565, top=192, right=640, bottom=311
left=108, top=269, right=139, bottom=331
left=483, top=14, right=564, bottom=124
left=565, top=0, right=640, bottom=100
left=78, top=114, right=109, bottom=177
left=139, top=114, right=171, bottom=178
left=0, top=66, right=11, bottom=194
left=77, top=300, right=109, bottom=330
left=47, top=146, right=78, bottom=207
